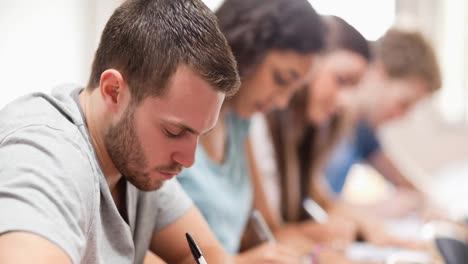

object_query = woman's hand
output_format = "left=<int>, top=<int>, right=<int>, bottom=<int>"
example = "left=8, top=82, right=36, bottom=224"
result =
left=234, top=242, right=303, bottom=264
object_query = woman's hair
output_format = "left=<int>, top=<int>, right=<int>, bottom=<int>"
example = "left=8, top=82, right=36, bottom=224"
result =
left=268, top=108, right=349, bottom=221
left=215, top=0, right=326, bottom=78
left=323, top=15, right=371, bottom=60
left=267, top=15, right=370, bottom=222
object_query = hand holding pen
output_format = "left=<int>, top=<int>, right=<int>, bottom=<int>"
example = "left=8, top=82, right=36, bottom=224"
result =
left=250, top=210, right=314, bottom=263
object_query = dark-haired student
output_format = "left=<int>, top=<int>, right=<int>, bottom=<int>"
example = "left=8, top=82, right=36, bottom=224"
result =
left=176, top=0, right=353, bottom=263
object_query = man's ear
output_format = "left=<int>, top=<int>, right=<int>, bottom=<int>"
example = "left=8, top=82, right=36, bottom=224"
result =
left=98, top=69, right=129, bottom=113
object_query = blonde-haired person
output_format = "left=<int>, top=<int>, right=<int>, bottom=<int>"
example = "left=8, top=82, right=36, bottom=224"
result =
left=320, top=28, right=443, bottom=246
left=325, top=28, right=442, bottom=215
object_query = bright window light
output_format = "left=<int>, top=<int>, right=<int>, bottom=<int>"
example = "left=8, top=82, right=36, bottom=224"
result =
left=203, top=0, right=223, bottom=11
left=203, top=0, right=395, bottom=40
left=308, top=0, right=396, bottom=41
left=437, top=0, right=467, bottom=123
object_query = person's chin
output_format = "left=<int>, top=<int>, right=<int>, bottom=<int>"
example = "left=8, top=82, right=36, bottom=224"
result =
left=132, top=175, right=166, bottom=192
left=139, top=180, right=165, bottom=192
left=152, top=180, right=165, bottom=190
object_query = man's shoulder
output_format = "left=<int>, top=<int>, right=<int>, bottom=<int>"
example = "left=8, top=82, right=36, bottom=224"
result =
left=1, top=123, right=97, bottom=190
left=0, top=121, right=99, bottom=264
left=0, top=93, right=91, bottom=169
left=1, top=91, right=80, bottom=134
left=0, top=93, right=98, bottom=202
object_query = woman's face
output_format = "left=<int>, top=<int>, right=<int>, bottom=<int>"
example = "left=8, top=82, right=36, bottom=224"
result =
left=306, top=50, right=368, bottom=125
left=231, top=50, right=314, bottom=118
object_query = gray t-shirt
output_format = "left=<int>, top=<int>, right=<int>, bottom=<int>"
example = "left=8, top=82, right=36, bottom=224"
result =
left=0, top=85, right=193, bottom=264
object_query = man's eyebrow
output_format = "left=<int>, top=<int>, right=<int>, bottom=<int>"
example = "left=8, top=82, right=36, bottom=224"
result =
left=162, top=120, right=200, bottom=135
left=162, top=119, right=217, bottom=136
left=181, top=123, right=216, bottom=136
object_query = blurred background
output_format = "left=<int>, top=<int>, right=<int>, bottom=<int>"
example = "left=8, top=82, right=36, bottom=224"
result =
left=1, top=0, right=467, bottom=218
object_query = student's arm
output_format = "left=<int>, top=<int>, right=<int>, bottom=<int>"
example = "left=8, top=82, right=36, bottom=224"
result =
left=368, top=151, right=417, bottom=190
left=0, top=128, right=93, bottom=264
left=144, top=251, right=166, bottom=264
left=149, top=206, right=231, bottom=264
left=0, top=232, right=72, bottom=264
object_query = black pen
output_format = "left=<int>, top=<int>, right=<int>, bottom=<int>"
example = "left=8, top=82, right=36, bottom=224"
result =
left=186, top=232, right=208, bottom=264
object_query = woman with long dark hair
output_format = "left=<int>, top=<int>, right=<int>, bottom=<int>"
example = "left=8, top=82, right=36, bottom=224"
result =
left=177, top=0, right=328, bottom=262
left=250, top=15, right=371, bottom=251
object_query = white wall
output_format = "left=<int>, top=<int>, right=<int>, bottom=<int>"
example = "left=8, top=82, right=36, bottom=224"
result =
left=202, top=0, right=223, bottom=11
left=206, top=0, right=397, bottom=41
left=0, top=0, right=121, bottom=108
left=308, top=0, right=395, bottom=41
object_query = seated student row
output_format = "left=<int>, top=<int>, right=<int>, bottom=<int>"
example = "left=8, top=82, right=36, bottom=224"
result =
left=178, top=0, right=442, bottom=263
left=0, top=0, right=442, bottom=263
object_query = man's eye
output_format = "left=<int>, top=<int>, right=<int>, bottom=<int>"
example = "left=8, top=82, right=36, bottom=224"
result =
left=164, top=128, right=183, bottom=138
